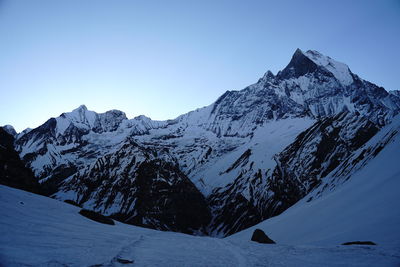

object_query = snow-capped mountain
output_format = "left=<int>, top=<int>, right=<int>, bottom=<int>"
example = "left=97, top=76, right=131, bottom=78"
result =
left=7, top=49, right=400, bottom=236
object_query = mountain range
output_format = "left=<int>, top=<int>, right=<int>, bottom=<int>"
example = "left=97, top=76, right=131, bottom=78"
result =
left=2, top=48, right=400, bottom=237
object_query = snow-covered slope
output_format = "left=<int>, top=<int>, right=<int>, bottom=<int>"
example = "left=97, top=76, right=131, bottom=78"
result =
left=1, top=185, right=399, bottom=267
left=10, top=48, right=400, bottom=236
left=230, top=115, right=400, bottom=246
left=304, top=50, right=354, bottom=86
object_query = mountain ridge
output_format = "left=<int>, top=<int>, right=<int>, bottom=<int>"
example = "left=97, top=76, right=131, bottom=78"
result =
left=3, top=48, right=400, bottom=237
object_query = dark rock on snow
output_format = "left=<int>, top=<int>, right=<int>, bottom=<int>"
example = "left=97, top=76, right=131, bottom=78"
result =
left=116, top=258, right=134, bottom=264
left=251, top=229, right=276, bottom=244
left=342, top=241, right=377, bottom=246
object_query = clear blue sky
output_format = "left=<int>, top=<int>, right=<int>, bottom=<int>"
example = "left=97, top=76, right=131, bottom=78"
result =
left=1, top=0, right=399, bottom=132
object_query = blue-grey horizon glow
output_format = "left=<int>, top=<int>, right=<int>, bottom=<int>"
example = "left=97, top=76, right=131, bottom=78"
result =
left=1, top=0, right=399, bottom=132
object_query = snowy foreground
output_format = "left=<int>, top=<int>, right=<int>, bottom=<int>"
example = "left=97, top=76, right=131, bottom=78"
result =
left=0, top=186, right=399, bottom=266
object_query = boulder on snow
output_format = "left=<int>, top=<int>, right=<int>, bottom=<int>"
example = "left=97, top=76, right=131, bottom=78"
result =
left=251, top=229, right=275, bottom=244
left=342, top=241, right=376, bottom=246
left=79, top=209, right=115, bottom=225
left=116, top=258, right=134, bottom=264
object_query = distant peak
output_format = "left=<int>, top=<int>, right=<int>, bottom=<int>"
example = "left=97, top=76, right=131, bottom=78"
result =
left=277, top=49, right=354, bottom=86
left=257, top=70, right=275, bottom=84
left=68, top=105, right=88, bottom=115
left=2, top=125, right=17, bottom=137
left=77, top=104, right=87, bottom=111
left=134, top=115, right=152, bottom=121
left=264, top=70, right=275, bottom=79
left=277, top=48, right=318, bottom=79
left=294, top=48, right=304, bottom=56
left=105, top=109, right=126, bottom=115
left=103, top=109, right=128, bottom=120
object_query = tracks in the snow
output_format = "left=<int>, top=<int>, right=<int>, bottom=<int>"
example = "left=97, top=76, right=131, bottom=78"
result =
left=89, top=234, right=250, bottom=267
left=90, top=235, right=145, bottom=266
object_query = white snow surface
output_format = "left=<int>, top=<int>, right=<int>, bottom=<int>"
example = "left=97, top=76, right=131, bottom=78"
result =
left=189, top=117, right=314, bottom=195
left=230, top=115, right=400, bottom=248
left=304, top=50, right=354, bottom=86
left=1, top=185, right=399, bottom=267
left=55, top=105, right=98, bottom=135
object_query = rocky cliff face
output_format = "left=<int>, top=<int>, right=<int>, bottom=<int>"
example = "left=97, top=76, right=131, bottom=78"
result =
left=9, top=49, right=400, bottom=236
left=57, top=139, right=211, bottom=234
left=0, top=127, right=40, bottom=194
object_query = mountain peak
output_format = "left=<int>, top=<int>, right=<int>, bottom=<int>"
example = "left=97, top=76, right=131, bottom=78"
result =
left=260, top=70, right=275, bottom=81
left=73, top=104, right=88, bottom=112
left=278, top=48, right=319, bottom=80
left=294, top=47, right=304, bottom=56
left=68, top=104, right=94, bottom=121
left=134, top=115, right=152, bottom=121
left=2, top=125, right=17, bottom=137
left=103, top=109, right=127, bottom=119
left=277, top=49, right=354, bottom=86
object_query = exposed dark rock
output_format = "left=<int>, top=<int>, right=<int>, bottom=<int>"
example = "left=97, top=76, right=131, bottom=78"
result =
left=116, top=258, right=134, bottom=264
left=117, top=159, right=211, bottom=234
left=41, top=164, right=78, bottom=196
left=251, top=229, right=276, bottom=244
left=342, top=241, right=376, bottom=246
left=207, top=173, right=263, bottom=236
left=61, top=142, right=211, bottom=234
left=2, top=125, right=17, bottom=137
left=79, top=209, right=115, bottom=225
left=0, top=127, right=41, bottom=194
left=224, top=149, right=251, bottom=173
left=349, top=121, right=379, bottom=150
left=278, top=48, right=319, bottom=80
